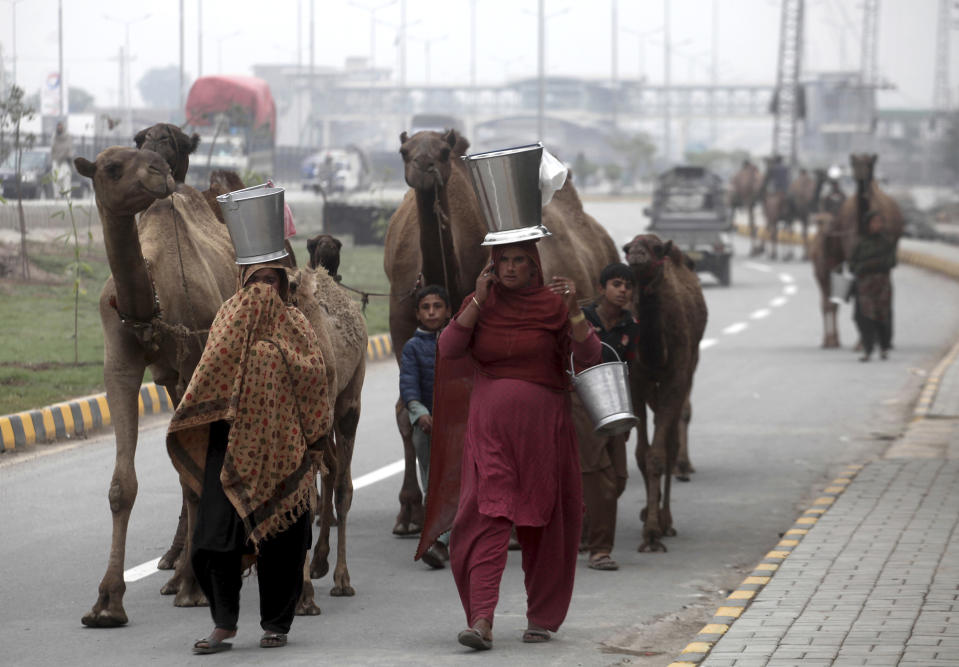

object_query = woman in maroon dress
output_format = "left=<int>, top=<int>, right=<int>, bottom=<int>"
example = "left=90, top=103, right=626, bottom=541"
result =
left=438, top=240, right=600, bottom=650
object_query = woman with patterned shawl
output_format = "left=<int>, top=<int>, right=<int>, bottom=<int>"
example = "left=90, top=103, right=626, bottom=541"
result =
left=167, top=261, right=332, bottom=654
left=432, top=240, right=600, bottom=650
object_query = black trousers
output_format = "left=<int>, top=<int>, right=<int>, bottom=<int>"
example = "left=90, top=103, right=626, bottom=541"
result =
left=854, top=300, right=891, bottom=354
left=192, top=511, right=310, bottom=634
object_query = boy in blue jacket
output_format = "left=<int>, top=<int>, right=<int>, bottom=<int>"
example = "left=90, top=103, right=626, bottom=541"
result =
left=399, top=285, right=451, bottom=568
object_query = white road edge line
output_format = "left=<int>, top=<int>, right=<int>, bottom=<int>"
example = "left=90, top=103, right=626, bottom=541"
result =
left=123, top=458, right=407, bottom=583
left=770, top=296, right=788, bottom=307
left=784, top=285, right=798, bottom=295
left=779, top=273, right=795, bottom=283
left=700, top=338, right=718, bottom=350
left=723, top=322, right=748, bottom=335
left=743, top=262, right=772, bottom=273
left=750, top=309, right=771, bottom=320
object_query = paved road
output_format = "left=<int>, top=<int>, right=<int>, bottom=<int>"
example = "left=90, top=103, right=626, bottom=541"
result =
left=3, top=202, right=959, bottom=666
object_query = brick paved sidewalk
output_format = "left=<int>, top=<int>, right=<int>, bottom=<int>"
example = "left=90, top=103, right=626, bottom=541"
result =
left=671, top=339, right=959, bottom=667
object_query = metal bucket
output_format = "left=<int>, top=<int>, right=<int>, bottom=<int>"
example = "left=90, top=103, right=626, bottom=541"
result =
left=570, top=343, right=638, bottom=436
left=216, top=183, right=288, bottom=265
left=463, top=143, right=552, bottom=246
left=829, top=269, right=854, bottom=304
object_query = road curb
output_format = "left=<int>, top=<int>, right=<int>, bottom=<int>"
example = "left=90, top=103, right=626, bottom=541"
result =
left=0, top=333, right=395, bottom=453
left=667, top=463, right=865, bottom=667
left=0, top=383, right=174, bottom=453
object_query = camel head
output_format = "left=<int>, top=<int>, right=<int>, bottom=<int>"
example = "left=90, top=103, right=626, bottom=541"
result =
left=209, top=169, right=245, bottom=194
left=398, top=129, right=470, bottom=191
left=623, top=234, right=682, bottom=290
left=75, top=146, right=176, bottom=217
left=307, top=233, right=343, bottom=279
left=849, top=153, right=877, bottom=184
left=133, top=123, right=200, bottom=184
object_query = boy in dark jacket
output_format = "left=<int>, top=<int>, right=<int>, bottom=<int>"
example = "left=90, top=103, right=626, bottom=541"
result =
left=399, top=285, right=451, bottom=568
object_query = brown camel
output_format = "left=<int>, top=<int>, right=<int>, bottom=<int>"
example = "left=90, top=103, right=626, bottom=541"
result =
left=809, top=169, right=848, bottom=348
left=759, top=156, right=791, bottom=261
left=785, top=168, right=816, bottom=261
left=838, top=153, right=904, bottom=249
left=289, top=265, right=367, bottom=605
left=384, top=129, right=620, bottom=535
left=622, top=233, right=707, bottom=553
left=307, top=233, right=343, bottom=280
left=729, top=160, right=763, bottom=256
left=74, top=146, right=238, bottom=627
left=134, top=122, right=199, bottom=185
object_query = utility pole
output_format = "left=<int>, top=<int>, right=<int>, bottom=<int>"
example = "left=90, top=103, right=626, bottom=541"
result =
left=711, top=0, right=718, bottom=147
left=310, top=0, right=315, bottom=147
left=663, top=0, right=670, bottom=165
left=858, top=0, right=879, bottom=150
left=611, top=0, right=618, bottom=131
left=59, top=0, right=65, bottom=117
left=198, top=0, right=203, bottom=77
left=400, top=0, right=407, bottom=119
left=537, top=0, right=545, bottom=141
left=470, top=0, right=477, bottom=139
left=933, top=0, right=952, bottom=113
left=179, top=0, right=185, bottom=111
left=771, top=0, right=804, bottom=166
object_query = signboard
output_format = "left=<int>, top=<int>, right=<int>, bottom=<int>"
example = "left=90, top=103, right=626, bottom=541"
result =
left=40, top=72, right=68, bottom=117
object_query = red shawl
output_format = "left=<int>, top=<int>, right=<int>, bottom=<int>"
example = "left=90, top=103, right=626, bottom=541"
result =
left=415, top=240, right=576, bottom=558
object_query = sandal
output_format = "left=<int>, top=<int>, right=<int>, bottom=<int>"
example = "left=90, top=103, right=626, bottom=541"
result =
left=588, top=554, right=620, bottom=571
left=522, top=627, right=551, bottom=643
left=457, top=627, right=492, bottom=651
left=260, top=632, right=288, bottom=648
left=193, top=636, right=233, bottom=654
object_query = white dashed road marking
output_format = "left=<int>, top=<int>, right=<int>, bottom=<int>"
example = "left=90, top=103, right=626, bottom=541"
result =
left=723, top=322, right=748, bottom=335
left=750, top=309, right=771, bottom=320
left=700, top=338, right=718, bottom=350
left=770, top=296, right=788, bottom=307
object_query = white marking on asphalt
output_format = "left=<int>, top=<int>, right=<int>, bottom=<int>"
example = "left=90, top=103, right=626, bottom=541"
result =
left=353, top=458, right=405, bottom=490
left=779, top=273, right=795, bottom=283
left=770, top=296, right=788, bottom=307
left=124, top=458, right=408, bottom=583
left=124, top=557, right=162, bottom=583
left=700, top=338, right=718, bottom=350
left=723, top=322, right=748, bottom=335
left=750, top=309, right=771, bottom=320
left=784, top=285, right=798, bottom=295
left=744, top=262, right=772, bottom=273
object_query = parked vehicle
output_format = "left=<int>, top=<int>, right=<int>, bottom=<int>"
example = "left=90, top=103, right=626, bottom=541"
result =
left=0, top=148, right=54, bottom=199
left=301, top=146, right=369, bottom=195
left=645, top=165, right=734, bottom=286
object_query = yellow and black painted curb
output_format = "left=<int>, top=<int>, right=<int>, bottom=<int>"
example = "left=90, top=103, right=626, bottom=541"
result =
left=366, top=333, right=393, bottom=363
left=667, top=463, right=865, bottom=667
left=0, top=383, right=174, bottom=453
left=1, top=335, right=396, bottom=453
left=913, top=337, right=959, bottom=420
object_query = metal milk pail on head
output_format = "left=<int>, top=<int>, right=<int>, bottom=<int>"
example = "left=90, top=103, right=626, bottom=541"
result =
left=463, top=143, right=552, bottom=246
left=216, top=183, right=288, bottom=265
left=570, top=343, right=639, bottom=436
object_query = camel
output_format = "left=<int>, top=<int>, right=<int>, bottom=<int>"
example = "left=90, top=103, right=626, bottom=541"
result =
left=622, top=233, right=707, bottom=553
left=729, top=160, right=763, bottom=256
left=289, top=265, right=367, bottom=605
left=74, top=146, right=238, bottom=627
left=384, top=129, right=620, bottom=535
left=808, top=169, right=847, bottom=348
left=307, top=233, right=343, bottom=280
left=134, top=122, right=199, bottom=186
left=785, top=168, right=816, bottom=261
left=759, top=156, right=791, bottom=261
left=839, top=153, right=904, bottom=248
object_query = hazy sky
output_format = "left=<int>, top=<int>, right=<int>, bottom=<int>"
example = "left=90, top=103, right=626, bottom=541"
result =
left=2, top=0, right=951, bottom=111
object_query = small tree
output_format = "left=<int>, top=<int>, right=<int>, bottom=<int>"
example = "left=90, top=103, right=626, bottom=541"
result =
left=1, top=86, right=36, bottom=279
left=609, top=131, right=657, bottom=184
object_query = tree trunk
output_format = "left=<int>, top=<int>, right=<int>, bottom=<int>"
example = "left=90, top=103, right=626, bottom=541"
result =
left=17, top=191, right=28, bottom=281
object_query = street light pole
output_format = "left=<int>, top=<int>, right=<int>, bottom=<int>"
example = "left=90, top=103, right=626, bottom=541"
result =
left=59, top=0, right=64, bottom=116
left=103, top=12, right=150, bottom=134
left=538, top=0, right=545, bottom=141
left=198, top=0, right=203, bottom=78
left=611, top=0, right=618, bottom=131
left=663, top=0, right=671, bottom=164
left=4, top=0, right=26, bottom=89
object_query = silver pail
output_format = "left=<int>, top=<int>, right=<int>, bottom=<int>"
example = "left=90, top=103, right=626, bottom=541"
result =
left=570, top=343, right=638, bottom=436
left=829, top=269, right=854, bottom=304
left=463, top=143, right=552, bottom=246
left=216, top=183, right=288, bottom=265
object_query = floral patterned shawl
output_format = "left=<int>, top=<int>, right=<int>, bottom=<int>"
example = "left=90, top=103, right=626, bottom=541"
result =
left=167, top=275, right=332, bottom=546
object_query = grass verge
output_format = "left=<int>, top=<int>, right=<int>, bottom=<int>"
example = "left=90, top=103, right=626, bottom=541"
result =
left=1, top=240, right=389, bottom=415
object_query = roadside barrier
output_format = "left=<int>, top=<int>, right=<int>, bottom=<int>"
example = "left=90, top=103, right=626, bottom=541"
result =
left=0, top=331, right=395, bottom=453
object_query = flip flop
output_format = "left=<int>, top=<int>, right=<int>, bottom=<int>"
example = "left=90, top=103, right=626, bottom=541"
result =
left=588, top=554, right=620, bottom=571
left=260, top=632, right=288, bottom=648
left=193, top=636, right=233, bottom=654
left=522, top=628, right=551, bottom=643
left=457, top=627, right=492, bottom=651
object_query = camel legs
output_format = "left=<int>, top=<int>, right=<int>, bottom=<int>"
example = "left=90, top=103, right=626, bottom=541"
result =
left=81, top=359, right=143, bottom=627
left=310, top=440, right=334, bottom=581
left=822, top=298, right=840, bottom=348
left=161, top=487, right=207, bottom=607
left=800, top=218, right=810, bottom=261
left=673, top=398, right=694, bottom=481
left=748, top=207, right=763, bottom=257
left=392, top=399, right=424, bottom=536
left=157, top=501, right=187, bottom=570
left=637, top=385, right=686, bottom=553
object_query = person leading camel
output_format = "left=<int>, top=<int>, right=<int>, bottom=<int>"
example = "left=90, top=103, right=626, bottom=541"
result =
left=167, top=260, right=333, bottom=654
left=849, top=210, right=896, bottom=362
left=436, top=241, right=600, bottom=650
left=574, top=262, right=639, bottom=572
